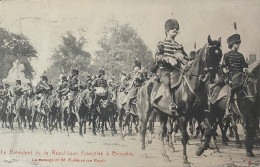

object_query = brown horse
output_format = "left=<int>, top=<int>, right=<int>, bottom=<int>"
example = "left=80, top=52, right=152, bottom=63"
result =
left=137, top=35, right=222, bottom=166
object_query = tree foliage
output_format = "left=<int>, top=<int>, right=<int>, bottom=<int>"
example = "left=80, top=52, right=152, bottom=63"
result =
left=93, top=20, right=153, bottom=80
left=46, top=30, right=92, bottom=85
left=0, top=27, right=37, bottom=80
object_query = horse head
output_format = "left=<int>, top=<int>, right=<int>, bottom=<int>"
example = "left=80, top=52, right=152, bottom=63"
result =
left=190, top=35, right=222, bottom=84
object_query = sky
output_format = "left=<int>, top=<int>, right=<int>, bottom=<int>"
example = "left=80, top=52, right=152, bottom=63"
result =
left=0, top=0, right=260, bottom=80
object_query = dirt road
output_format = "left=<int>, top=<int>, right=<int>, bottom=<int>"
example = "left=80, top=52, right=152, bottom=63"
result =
left=0, top=123, right=259, bottom=167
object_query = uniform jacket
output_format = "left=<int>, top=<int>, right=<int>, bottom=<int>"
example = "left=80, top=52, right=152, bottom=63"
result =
left=222, top=50, right=248, bottom=78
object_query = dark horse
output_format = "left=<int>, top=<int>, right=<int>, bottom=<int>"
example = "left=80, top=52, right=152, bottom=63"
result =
left=74, top=89, right=93, bottom=136
left=93, top=88, right=117, bottom=137
left=137, top=35, right=222, bottom=166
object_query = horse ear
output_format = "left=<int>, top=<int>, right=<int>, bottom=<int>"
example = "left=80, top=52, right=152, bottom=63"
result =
left=218, top=37, right=221, bottom=43
left=208, top=35, right=213, bottom=44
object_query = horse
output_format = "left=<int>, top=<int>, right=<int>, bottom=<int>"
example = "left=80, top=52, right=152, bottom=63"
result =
left=210, top=70, right=258, bottom=156
left=0, top=98, right=8, bottom=128
left=137, top=35, right=222, bottom=166
left=15, top=93, right=28, bottom=132
left=117, top=90, right=139, bottom=139
left=92, top=87, right=117, bottom=137
left=74, top=88, right=93, bottom=136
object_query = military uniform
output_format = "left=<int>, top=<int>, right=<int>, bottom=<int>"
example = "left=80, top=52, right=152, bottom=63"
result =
left=92, top=70, right=108, bottom=110
left=151, top=19, right=189, bottom=114
left=13, top=80, right=24, bottom=106
left=36, top=75, right=53, bottom=112
left=57, top=75, right=69, bottom=99
left=67, top=69, right=79, bottom=113
left=222, top=33, right=248, bottom=117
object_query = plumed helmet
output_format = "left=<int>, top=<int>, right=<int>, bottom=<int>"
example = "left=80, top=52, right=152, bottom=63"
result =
left=16, top=80, right=21, bottom=85
left=165, top=19, right=179, bottom=33
left=98, top=69, right=105, bottom=76
left=71, top=69, right=79, bottom=76
left=4, top=83, right=10, bottom=88
left=227, top=34, right=241, bottom=49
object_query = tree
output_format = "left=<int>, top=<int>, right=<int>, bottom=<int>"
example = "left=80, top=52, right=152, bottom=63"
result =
left=0, top=27, right=37, bottom=80
left=93, top=20, right=153, bottom=80
left=46, top=30, right=92, bottom=85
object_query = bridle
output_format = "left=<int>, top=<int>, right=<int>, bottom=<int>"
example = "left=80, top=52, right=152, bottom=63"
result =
left=183, top=43, right=221, bottom=100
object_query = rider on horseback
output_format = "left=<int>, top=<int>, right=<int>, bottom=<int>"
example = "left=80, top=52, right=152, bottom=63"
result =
left=124, top=59, right=145, bottom=114
left=13, top=80, right=24, bottom=107
left=222, top=33, right=248, bottom=118
left=36, top=72, right=53, bottom=114
left=57, top=74, right=69, bottom=99
left=151, top=18, right=190, bottom=114
left=92, top=69, right=108, bottom=113
left=2, top=83, right=12, bottom=112
left=68, top=67, right=79, bottom=114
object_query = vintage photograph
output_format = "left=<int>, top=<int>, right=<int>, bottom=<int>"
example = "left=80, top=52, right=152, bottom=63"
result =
left=0, top=0, right=260, bottom=166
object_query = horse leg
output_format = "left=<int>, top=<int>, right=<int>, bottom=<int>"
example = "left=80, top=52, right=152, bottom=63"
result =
left=76, top=113, right=82, bottom=136
left=167, top=117, right=175, bottom=153
left=179, top=116, right=190, bottom=166
left=101, top=118, right=105, bottom=137
left=244, top=123, right=255, bottom=157
left=92, top=112, right=97, bottom=136
left=158, top=112, right=171, bottom=162
left=222, top=120, right=230, bottom=145
left=231, top=122, right=242, bottom=146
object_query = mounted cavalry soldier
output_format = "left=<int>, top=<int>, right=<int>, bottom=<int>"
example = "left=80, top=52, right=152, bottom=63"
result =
left=222, top=33, right=248, bottom=118
left=1, top=83, right=12, bottom=112
left=36, top=72, right=53, bottom=114
left=13, top=80, right=24, bottom=107
left=68, top=67, right=79, bottom=114
left=57, top=74, right=69, bottom=99
left=123, top=59, right=146, bottom=114
left=92, top=69, right=108, bottom=112
left=151, top=18, right=190, bottom=115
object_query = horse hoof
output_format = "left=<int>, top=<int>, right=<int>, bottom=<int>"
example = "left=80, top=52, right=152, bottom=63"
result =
left=213, top=148, right=220, bottom=153
left=147, top=140, right=152, bottom=144
left=93, top=133, right=97, bottom=136
left=247, top=151, right=254, bottom=157
left=236, top=141, right=242, bottom=147
left=169, top=147, right=175, bottom=153
left=163, top=155, right=171, bottom=162
left=101, top=134, right=105, bottom=137
left=196, top=147, right=205, bottom=156
left=183, top=162, right=191, bottom=167
left=222, top=141, right=228, bottom=146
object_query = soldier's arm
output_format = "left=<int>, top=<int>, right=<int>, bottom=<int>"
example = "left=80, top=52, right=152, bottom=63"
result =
left=155, top=41, right=164, bottom=61
left=240, top=53, right=248, bottom=70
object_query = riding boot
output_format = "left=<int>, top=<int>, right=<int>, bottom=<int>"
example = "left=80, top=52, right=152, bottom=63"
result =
left=225, top=88, right=232, bottom=119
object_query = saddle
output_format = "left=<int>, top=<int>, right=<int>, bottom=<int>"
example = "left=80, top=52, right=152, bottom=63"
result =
left=151, top=71, right=183, bottom=104
left=210, top=85, right=229, bottom=104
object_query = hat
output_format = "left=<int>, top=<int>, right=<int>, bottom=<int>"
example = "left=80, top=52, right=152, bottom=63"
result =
left=165, top=19, right=179, bottom=33
left=133, top=58, right=141, bottom=69
left=71, top=69, right=79, bottom=76
left=227, top=34, right=241, bottom=49
left=189, top=51, right=196, bottom=60
left=98, top=69, right=105, bottom=76
left=86, top=74, right=92, bottom=81
left=4, top=83, right=10, bottom=88
left=27, top=83, right=32, bottom=87
left=16, top=80, right=21, bottom=85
